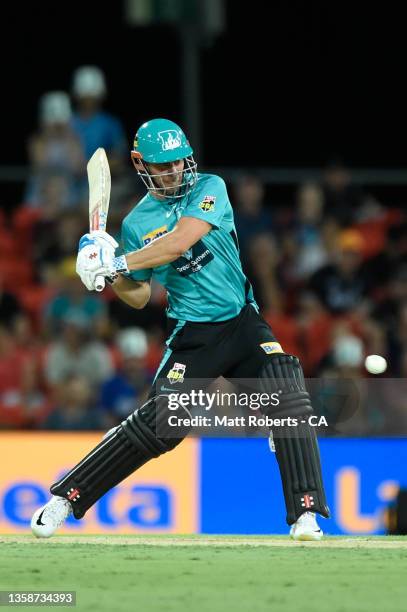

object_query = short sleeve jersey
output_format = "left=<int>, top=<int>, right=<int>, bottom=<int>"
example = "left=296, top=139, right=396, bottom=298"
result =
left=120, top=173, right=257, bottom=322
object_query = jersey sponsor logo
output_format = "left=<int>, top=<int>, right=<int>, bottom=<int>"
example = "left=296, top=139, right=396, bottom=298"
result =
left=142, top=225, right=168, bottom=246
left=199, top=195, right=216, bottom=213
left=260, top=342, right=284, bottom=354
left=167, top=362, right=186, bottom=384
left=158, top=130, right=181, bottom=151
left=171, top=239, right=214, bottom=277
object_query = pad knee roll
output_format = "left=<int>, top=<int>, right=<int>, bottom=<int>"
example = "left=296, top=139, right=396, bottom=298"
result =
left=51, top=396, right=190, bottom=519
left=258, top=353, right=312, bottom=418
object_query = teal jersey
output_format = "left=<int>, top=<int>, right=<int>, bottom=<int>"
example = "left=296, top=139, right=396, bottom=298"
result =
left=120, top=173, right=257, bottom=322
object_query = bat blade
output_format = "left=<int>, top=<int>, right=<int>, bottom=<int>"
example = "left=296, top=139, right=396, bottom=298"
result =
left=87, top=148, right=112, bottom=291
left=87, top=147, right=111, bottom=231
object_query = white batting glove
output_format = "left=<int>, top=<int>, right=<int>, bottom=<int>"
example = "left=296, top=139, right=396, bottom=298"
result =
left=76, top=244, right=116, bottom=291
left=78, top=231, right=118, bottom=255
left=84, top=231, right=129, bottom=275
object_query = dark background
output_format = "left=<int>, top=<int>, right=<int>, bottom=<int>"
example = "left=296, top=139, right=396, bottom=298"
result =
left=1, top=1, right=406, bottom=168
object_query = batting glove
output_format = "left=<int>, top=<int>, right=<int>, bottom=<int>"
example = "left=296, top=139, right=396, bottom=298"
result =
left=79, top=230, right=118, bottom=254
left=76, top=243, right=116, bottom=291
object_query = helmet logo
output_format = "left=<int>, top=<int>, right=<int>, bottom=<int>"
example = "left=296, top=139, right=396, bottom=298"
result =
left=158, top=130, right=181, bottom=151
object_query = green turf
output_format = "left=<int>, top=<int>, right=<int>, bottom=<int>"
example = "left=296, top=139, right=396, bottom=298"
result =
left=1, top=537, right=406, bottom=612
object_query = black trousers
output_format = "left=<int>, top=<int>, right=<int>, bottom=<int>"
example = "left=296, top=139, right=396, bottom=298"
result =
left=150, top=304, right=279, bottom=395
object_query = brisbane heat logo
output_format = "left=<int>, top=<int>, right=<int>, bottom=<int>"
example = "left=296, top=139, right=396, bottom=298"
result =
left=199, top=195, right=216, bottom=213
left=158, top=130, right=182, bottom=151
left=167, top=363, right=186, bottom=384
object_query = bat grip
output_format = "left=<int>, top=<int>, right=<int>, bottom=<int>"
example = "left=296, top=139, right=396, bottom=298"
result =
left=95, top=275, right=106, bottom=292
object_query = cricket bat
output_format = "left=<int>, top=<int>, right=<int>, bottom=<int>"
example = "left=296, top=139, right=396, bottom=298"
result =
left=87, top=147, right=111, bottom=292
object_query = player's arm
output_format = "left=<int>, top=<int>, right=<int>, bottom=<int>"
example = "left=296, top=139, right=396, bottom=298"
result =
left=110, top=275, right=151, bottom=309
left=122, top=217, right=211, bottom=271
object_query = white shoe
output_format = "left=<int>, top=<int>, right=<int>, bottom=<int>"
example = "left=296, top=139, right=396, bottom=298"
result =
left=290, top=511, right=323, bottom=541
left=31, top=496, right=72, bottom=538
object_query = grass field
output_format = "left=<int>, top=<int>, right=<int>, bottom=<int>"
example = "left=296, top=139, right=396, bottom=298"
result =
left=1, top=535, right=407, bottom=612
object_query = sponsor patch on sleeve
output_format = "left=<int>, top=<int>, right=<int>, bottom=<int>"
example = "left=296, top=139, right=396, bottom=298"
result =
left=142, top=225, right=168, bottom=246
left=199, top=195, right=216, bottom=213
left=260, top=342, right=284, bottom=354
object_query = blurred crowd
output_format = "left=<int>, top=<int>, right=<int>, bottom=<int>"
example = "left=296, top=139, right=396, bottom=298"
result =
left=1, top=66, right=407, bottom=434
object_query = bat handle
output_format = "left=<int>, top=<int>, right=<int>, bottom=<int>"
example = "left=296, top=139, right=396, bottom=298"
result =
left=95, top=275, right=106, bottom=292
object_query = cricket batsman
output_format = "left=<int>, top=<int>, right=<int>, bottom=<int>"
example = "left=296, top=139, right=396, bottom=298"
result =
left=31, top=118, right=329, bottom=540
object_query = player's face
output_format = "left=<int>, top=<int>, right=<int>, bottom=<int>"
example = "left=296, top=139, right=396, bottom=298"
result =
left=147, top=159, right=185, bottom=196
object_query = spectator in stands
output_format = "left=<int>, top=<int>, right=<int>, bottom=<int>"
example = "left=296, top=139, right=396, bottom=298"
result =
left=292, top=182, right=329, bottom=279
left=331, top=330, right=364, bottom=373
left=0, top=325, right=27, bottom=427
left=245, top=233, right=283, bottom=312
left=18, top=356, right=52, bottom=428
left=26, top=91, right=84, bottom=206
left=308, top=229, right=369, bottom=314
left=316, top=329, right=373, bottom=434
left=320, top=326, right=393, bottom=433
left=373, top=260, right=407, bottom=337
left=322, top=160, right=365, bottom=226
left=43, top=256, right=108, bottom=336
left=71, top=66, right=127, bottom=170
left=374, top=373, right=407, bottom=434
left=0, top=326, right=49, bottom=428
left=0, top=276, right=22, bottom=328
left=34, top=207, right=86, bottom=278
left=11, top=176, right=85, bottom=286
left=296, top=291, right=334, bottom=375
left=44, top=312, right=113, bottom=388
left=98, top=327, right=150, bottom=426
left=233, top=175, right=273, bottom=261
left=41, top=375, right=103, bottom=431
left=386, top=298, right=407, bottom=376
left=365, top=222, right=407, bottom=290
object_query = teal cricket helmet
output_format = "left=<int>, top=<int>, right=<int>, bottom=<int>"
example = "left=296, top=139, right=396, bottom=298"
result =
left=132, top=118, right=193, bottom=163
left=131, top=118, right=197, bottom=199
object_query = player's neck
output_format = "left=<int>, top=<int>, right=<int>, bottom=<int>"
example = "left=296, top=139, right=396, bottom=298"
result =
left=150, top=190, right=166, bottom=201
